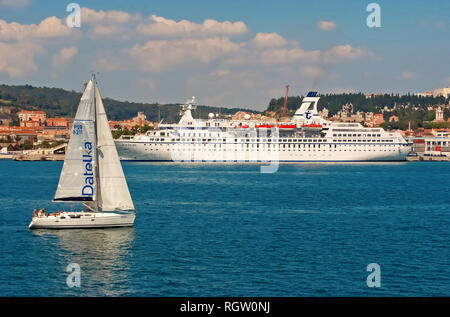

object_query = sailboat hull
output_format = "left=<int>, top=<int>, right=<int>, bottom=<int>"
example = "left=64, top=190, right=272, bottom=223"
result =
left=28, top=212, right=135, bottom=229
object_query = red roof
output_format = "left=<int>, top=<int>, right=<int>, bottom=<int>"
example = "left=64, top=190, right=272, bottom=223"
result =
left=0, top=125, right=43, bottom=133
left=46, top=118, right=68, bottom=121
left=14, top=130, right=38, bottom=135
left=17, top=110, right=46, bottom=114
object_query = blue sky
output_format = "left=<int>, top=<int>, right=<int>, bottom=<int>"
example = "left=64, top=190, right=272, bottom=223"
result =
left=0, top=0, right=448, bottom=110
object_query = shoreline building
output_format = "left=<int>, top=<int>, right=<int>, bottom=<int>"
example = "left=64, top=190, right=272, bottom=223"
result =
left=17, top=110, right=46, bottom=128
left=415, top=87, right=450, bottom=99
left=109, top=112, right=152, bottom=131
left=46, top=118, right=69, bottom=128
left=434, top=107, right=445, bottom=122
left=414, top=91, right=434, bottom=98
left=433, top=87, right=450, bottom=99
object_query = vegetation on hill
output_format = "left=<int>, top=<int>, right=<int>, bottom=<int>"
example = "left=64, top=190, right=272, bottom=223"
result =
left=267, top=93, right=447, bottom=116
left=1, top=84, right=448, bottom=131
left=266, top=93, right=449, bottom=129
left=0, top=84, right=258, bottom=123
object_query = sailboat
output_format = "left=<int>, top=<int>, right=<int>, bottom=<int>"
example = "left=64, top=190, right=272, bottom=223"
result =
left=29, top=75, right=136, bottom=229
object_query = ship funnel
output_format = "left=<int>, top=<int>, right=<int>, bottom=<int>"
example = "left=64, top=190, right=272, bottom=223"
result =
left=292, top=91, right=321, bottom=123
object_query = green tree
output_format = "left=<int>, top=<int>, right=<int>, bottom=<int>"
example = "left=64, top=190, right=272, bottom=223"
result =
left=20, top=140, right=33, bottom=150
left=139, top=124, right=153, bottom=134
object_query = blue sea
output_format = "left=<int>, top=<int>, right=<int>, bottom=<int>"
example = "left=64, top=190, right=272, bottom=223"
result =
left=0, top=160, right=449, bottom=297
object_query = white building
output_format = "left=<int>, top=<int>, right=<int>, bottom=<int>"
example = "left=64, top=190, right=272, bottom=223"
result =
left=433, top=87, right=450, bottom=99
left=435, top=107, right=445, bottom=122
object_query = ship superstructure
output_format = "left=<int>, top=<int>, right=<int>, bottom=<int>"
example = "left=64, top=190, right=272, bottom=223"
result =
left=115, top=92, right=411, bottom=162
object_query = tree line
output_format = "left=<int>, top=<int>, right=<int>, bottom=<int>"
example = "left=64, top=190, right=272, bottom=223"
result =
left=266, top=92, right=449, bottom=129
left=0, top=84, right=257, bottom=123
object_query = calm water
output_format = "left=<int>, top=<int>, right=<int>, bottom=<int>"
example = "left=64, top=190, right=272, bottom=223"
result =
left=0, top=160, right=449, bottom=297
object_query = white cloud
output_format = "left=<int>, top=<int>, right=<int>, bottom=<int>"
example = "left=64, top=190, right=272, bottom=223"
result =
left=400, top=71, right=415, bottom=79
left=210, top=69, right=231, bottom=78
left=252, top=32, right=287, bottom=47
left=91, top=25, right=119, bottom=37
left=126, top=37, right=241, bottom=72
left=92, top=54, right=123, bottom=72
left=317, top=20, right=337, bottom=31
left=0, top=16, right=73, bottom=78
left=302, top=65, right=325, bottom=78
left=0, top=16, right=72, bottom=41
left=0, top=41, right=42, bottom=77
left=34, top=16, right=73, bottom=38
left=53, top=46, right=78, bottom=69
left=81, top=7, right=132, bottom=25
left=186, top=70, right=259, bottom=106
left=137, top=15, right=248, bottom=37
left=323, top=44, right=376, bottom=62
left=260, top=47, right=320, bottom=65
left=88, top=25, right=129, bottom=40
left=136, top=77, right=158, bottom=91
left=0, top=0, right=30, bottom=9
left=0, top=7, right=387, bottom=107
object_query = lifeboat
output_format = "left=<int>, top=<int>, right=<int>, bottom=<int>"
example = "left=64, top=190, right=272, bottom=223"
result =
left=234, top=125, right=249, bottom=128
left=301, top=123, right=322, bottom=128
left=255, top=124, right=275, bottom=128
left=277, top=124, right=297, bottom=129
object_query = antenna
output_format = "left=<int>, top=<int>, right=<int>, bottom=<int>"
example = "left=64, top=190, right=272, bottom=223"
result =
left=158, top=104, right=161, bottom=122
left=181, top=96, right=197, bottom=112
left=89, top=70, right=99, bottom=82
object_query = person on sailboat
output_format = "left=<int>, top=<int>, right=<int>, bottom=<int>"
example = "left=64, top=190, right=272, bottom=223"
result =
left=38, top=208, right=46, bottom=217
left=33, top=209, right=38, bottom=217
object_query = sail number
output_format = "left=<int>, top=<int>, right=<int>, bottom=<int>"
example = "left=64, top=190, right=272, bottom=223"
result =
left=73, top=124, right=83, bottom=135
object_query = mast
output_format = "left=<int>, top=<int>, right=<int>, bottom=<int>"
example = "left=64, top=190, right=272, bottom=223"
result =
left=281, top=84, right=290, bottom=118
left=92, top=74, right=100, bottom=213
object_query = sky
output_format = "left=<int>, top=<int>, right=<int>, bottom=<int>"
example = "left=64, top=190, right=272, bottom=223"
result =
left=0, top=0, right=448, bottom=110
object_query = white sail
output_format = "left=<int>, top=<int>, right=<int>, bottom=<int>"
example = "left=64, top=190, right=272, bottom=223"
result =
left=95, top=83, right=135, bottom=211
left=54, top=80, right=97, bottom=202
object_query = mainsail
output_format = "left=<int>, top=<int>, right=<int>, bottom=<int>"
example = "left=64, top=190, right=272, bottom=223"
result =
left=54, top=76, right=134, bottom=212
left=95, top=83, right=135, bottom=211
left=54, top=80, right=97, bottom=202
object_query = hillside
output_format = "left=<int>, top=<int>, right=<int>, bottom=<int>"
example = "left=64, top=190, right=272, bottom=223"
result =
left=266, top=93, right=450, bottom=129
left=1, top=84, right=449, bottom=130
left=0, top=84, right=258, bottom=123
left=266, top=93, right=447, bottom=116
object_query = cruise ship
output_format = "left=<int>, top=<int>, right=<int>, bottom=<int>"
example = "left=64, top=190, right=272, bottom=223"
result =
left=115, top=92, right=412, bottom=162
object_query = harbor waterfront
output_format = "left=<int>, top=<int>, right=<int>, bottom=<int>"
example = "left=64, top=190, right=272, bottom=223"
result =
left=0, top=160, right=449, bottom=296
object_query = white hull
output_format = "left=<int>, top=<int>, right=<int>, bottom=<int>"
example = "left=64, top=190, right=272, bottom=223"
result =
left=116, top=140, right=411, bottom=162
left=28, top=212, right=135, bottom=229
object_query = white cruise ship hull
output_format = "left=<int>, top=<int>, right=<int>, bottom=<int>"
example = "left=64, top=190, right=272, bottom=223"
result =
left=116, top=140, right=410, bottom=162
